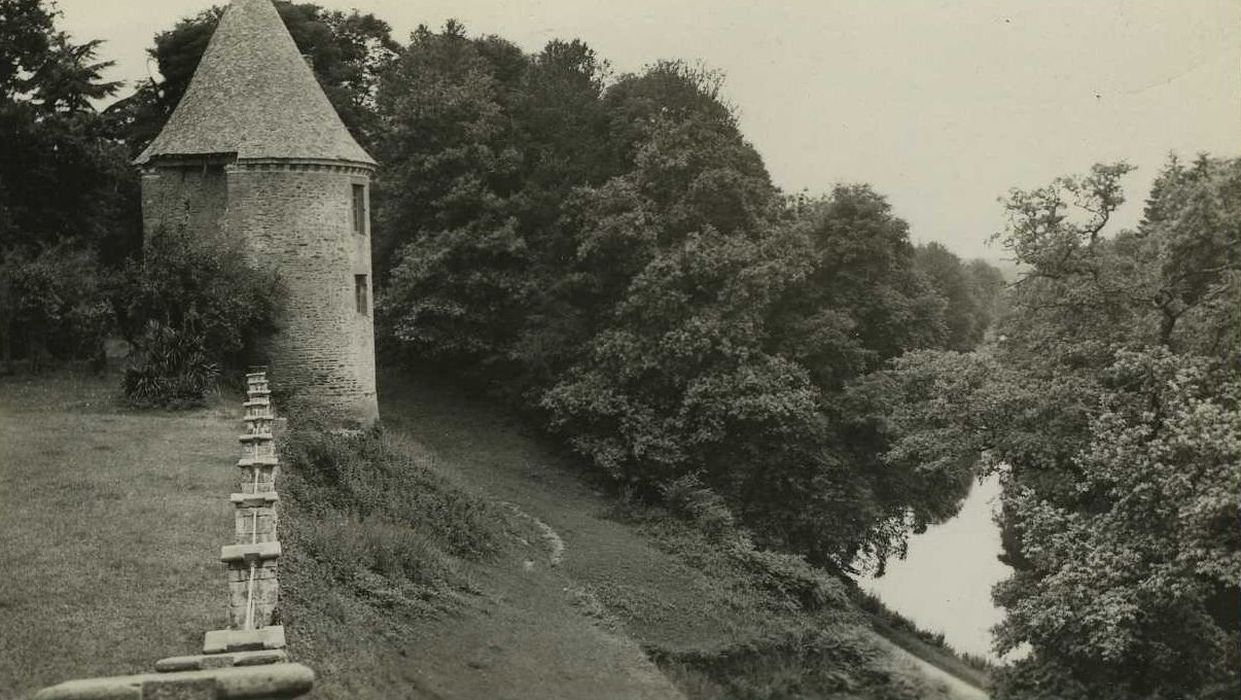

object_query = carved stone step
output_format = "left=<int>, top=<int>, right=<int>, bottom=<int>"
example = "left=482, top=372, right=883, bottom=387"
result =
left=34, top=662, right=311, bottom=700
left=155, top=649, right=287, bottom=673
left=220, top=541, right=281, bottom=563
left=230, top=491, right=279, bottom=506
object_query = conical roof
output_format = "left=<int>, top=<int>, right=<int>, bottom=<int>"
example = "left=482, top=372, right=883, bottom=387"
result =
left=135, top=0, right=374, bottom=166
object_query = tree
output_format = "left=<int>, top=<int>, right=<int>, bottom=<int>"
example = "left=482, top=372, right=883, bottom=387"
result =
left=375, top=23, right=530, bottom=371
left=769, top=186, right=946, bottom=390
left=377, top=27, right=618, bottom=387
left=914, top=242, right=997, bottom=351
left=994, top=349, right=1238, bottom=699
left=0, top=0, right=134, bottom=255
left=870, top=158, right=1241, bottom=699
left=0, top=0, right=54, bottom=101
left=1, top=0, right=138, bottom=368
left=0, top=243, right=114, bottom=368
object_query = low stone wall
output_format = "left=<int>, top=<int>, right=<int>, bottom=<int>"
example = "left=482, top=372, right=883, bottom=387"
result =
left=34, top=369, right=313, bottom=700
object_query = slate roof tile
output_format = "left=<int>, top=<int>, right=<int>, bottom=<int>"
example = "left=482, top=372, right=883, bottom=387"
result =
left=135, top=0, right=375, bottom=166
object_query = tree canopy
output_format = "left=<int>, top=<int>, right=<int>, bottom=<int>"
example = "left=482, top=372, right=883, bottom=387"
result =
left=872, top=157, right=1240, bottom=699
left=371, top=23, right=1001, bottom=572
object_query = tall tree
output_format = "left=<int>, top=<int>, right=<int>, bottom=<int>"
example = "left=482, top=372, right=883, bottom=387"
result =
left=0, top=0, right=137, bottom=363
left=0, top=0, right=132, bottom=254
left=376, top=23, right=529, bottom=371
left=770, top=187, right=946, bottom=390
left=914, top=241, right=991, bottom=351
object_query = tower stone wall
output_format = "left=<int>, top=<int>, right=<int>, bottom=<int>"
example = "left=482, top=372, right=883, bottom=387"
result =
left=223, top=161, right=377, bottom=422
left=140, top=163, right=230, bottom=242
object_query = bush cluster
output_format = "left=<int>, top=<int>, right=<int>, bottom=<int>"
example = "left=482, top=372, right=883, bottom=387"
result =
left=121, top=321, right=219, bottom=408
left=118, top=226, right=282, bottom=407
left=653, top=473, right=848, bottom=614
left=279, top=412, right=505, bottom=606
left=654, top=627, right=940, bottom=700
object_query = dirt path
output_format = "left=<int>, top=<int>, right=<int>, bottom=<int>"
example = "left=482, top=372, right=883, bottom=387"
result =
left=378, top=371, right=787, bottom=654
left=377, top=370, right=1012, bottom=699
left=325, top=371, right=685, bottom=700
left=876, top=638, right=991, bottom=700
left=285, top=369, right=992, bottom=695
left=371, top=495, right=681, bottom=700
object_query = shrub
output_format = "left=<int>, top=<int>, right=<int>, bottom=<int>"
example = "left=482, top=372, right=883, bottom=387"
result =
left=294, top=515, right=467, bottom=599
left=122, top=320, right=219, bottom=407
left=120, top=225, right=281, bottom=405
left=659, top=473, right=737, bottom=539
left=654, top=473, right=849, bottom=614
left=280, top=416, right=503, bottom=559
left=654, top=627, right=939, bottom=700
left=279, top=412, right=505, bottom=612
left=0, top=243, right=116, bottom=369
left=730, top=545, right=849, bottom=612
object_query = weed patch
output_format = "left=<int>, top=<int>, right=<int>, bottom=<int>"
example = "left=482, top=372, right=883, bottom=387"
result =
left=610, top=479, right=961, bottom=699
left=654, top=626, right=945, bottom=700
left=279, top=413, right=505, bottom=616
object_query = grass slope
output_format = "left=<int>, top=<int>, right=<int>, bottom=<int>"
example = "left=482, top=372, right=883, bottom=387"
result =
left=0, top=372, right=238, bottom=698
left=276, top=409, right=681, bottom=699
left=279, top=367, right=985, bottom=699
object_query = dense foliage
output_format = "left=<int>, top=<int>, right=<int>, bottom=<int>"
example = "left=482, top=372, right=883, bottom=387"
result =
left=372, top=24, right=1002, bottom=573
left=0, top=0, right=137, bottom=365
left=119, top=225, right=282, bottom=406
left=873, top=158, right=1240, bottom=698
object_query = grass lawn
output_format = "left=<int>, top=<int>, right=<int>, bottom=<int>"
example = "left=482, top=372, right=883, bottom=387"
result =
left=0, top=371, right=239, bottom=698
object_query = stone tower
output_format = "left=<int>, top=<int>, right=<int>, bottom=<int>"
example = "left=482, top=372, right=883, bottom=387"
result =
left=136, top=0, right=378, bottom=424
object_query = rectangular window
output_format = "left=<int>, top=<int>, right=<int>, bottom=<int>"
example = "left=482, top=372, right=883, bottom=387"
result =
left=355, top=274, right=368, bottom=315
left=352, top=184, right=366, bottom=234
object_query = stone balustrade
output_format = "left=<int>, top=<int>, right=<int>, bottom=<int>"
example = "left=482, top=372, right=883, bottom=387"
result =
left=34, top=368, right=312, bottom=699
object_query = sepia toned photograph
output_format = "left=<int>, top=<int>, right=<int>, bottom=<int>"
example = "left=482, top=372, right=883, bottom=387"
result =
left=1, top=0, right=1237, bottom=698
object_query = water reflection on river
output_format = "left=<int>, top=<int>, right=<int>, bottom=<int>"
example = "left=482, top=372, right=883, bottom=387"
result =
left=861, top=474, right=1009, bottom=661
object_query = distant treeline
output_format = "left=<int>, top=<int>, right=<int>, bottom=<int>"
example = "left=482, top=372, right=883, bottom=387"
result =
left=1, top=3, right=1236, bottom=699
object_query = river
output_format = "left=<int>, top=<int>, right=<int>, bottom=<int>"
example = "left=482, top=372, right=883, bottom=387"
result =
left=860, top=474, right=1011, bottom=662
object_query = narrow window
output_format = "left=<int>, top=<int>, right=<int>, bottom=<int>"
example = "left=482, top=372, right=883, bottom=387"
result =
left=351, top=184, right=366, bottom=234
left=355, top=275, right=368, bottom=315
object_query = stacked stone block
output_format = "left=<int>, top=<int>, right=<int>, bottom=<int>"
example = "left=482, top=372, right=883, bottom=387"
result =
left=207, top=369, right=286, bottom=648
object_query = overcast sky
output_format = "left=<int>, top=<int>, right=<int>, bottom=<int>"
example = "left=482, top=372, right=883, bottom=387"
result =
left=56, top=0, right=1241, bottom=260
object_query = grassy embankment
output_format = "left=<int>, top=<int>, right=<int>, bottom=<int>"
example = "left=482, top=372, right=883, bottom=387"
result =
left=278, top=368, right=989, bottom=699
left=854, top=590, right=995, bottom=690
